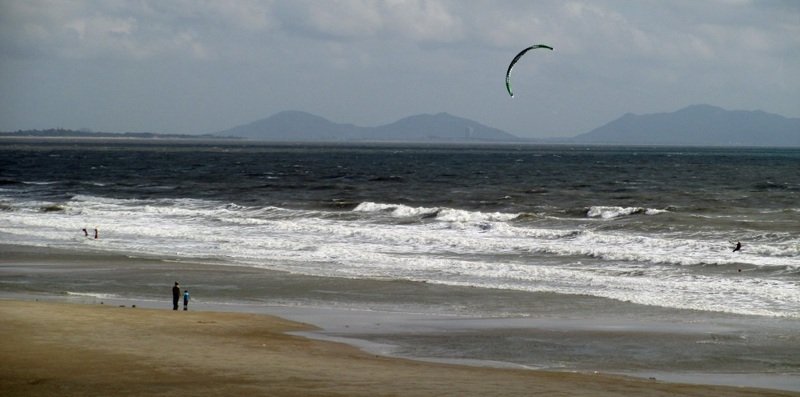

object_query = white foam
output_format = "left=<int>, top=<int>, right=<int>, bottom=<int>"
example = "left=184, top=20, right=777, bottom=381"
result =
left=353, top=202, right=439, bottom=218
left=436, top=208, right=518, bottom=223
left=22, top=181, right=58, bottom=185
left=66, top=291, right=119, bottom=300
left=2, top=194, right=799, bottom=318
left=353, top=202, right=518, bottom=223
left=586, top=206, right=670, bottom=219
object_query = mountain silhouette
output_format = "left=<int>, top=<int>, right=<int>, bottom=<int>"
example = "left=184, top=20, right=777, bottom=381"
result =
left=573, top=105, right=800, bottom=146
left=215, top=111, right=521, bottom=143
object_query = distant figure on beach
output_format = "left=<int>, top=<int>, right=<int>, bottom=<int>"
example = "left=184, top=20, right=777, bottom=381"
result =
left=183, top=290, right=190, bottom=311
left=733, top=241, right=742, bottom=252
left=94, top=227, right=98, bottom=239
left=82, top=228, right=88, bottom=237
left=172, top=282, right=180, bottom=310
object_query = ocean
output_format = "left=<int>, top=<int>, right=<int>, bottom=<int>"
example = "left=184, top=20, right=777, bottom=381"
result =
left=1, top=139, right=799, bottom=389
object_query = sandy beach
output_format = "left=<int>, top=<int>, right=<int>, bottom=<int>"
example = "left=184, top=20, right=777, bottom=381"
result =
left=0, top=300, right=796, bottom=397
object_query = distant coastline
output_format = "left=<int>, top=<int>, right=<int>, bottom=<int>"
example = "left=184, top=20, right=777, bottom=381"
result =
left=0, top=128, right=237, bottom=140
left=4, top=104, right=798, bottom=146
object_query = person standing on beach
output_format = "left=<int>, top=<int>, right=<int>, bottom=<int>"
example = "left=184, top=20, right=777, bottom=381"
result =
left=172, top=282, right=180, bottom=310
left=183, top=290, right=190, bottom=311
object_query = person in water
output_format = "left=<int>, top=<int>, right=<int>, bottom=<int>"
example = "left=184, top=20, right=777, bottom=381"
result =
left=172, top=282, right=181, bottom=310
left=94, top=227, right=98, bottom=239
left=733, top=241, right=742, bottom=252
left=183, top=290, right=190, bottom=311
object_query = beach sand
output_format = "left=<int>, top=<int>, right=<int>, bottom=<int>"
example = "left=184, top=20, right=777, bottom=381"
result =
left=1, top=300, right=796, bottom=397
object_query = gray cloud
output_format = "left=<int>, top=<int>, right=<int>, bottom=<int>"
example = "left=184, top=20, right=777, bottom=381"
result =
left=1, top=0, right=797, bottom=137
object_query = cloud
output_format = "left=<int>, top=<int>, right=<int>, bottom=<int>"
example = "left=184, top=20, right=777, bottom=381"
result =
left=0, top=0, right=797, bottom=135
left=289, top=0, right=384, bottom=38
left=5, top=1, right=792, bottom=66
left=0, top=0, right=280, bottom=61
left=383, top=0, right=464, bottom=42
left=273, top=0, right=463, bottom=43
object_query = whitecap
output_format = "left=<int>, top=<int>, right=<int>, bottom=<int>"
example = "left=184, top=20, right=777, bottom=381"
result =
left=587, top=206, right=668, bottom=219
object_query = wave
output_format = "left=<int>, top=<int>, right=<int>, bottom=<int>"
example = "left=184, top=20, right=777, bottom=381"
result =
left=40, top=204, right=66, bottom=212
left=22, top=181, right=59, bottom=185
left=586, top=206, right=668, bottom=219
left=66, top=291, right=120, bottom=300
left=353, top=202, right=440, bottom=218
left=353, top=202, right=520, bottom=223
left=80, top=181, right=108, bottom=187
left=2, top=193, right=798, bottom=317
left=6, top=195, right=797, bottom=265
left=752, top=181, right=798, bottom=191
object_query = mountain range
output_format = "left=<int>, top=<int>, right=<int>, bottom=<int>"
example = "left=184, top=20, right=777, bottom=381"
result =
left=4, top=105, right=798, bottom=146
left=214, top=105, right=799, bottom=146
left=215, top=111, right=520, bottom=143
left=574, top=104, right=800, bottom=146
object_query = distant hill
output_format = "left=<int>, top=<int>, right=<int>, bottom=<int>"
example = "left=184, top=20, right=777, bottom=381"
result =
left=6, top=105, right=798, bottom=147
left=573, top=105, right=800, bottom=146
left=371, top=113, right=519, bottom=142
left=215, top=111, right=522, bottom=143
left=215, top=111, right=367, bottom=142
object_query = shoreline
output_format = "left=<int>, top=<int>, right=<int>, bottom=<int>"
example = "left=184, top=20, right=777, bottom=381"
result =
left=1, top=243, right=799, bottom=393
left=5, top=292, right=800, bottom=394
left=2, top=299, right=798, bottom=397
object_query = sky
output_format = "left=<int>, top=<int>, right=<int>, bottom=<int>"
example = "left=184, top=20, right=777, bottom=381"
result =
left=1, top=0, right=798, bottom=138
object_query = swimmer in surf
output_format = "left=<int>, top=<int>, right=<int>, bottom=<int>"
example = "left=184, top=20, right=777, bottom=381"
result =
left=733, top=241, right=742, bottom=252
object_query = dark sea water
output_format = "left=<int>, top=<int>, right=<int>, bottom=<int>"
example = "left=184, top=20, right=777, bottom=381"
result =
left=1, top=139, right=799, bottom=388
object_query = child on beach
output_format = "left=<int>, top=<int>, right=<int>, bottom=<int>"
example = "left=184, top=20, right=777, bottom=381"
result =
left=183, top=290, right=190, bottom=311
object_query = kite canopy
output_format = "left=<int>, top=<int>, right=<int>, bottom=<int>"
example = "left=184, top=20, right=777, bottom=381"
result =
left=505, top=44, right=553, bottom=97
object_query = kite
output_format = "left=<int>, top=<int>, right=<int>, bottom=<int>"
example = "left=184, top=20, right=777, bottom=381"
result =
left=505, top=44, right=553, bottom=97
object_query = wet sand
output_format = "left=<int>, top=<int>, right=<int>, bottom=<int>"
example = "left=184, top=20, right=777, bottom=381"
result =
left=1, top=300, right=796, bottom=397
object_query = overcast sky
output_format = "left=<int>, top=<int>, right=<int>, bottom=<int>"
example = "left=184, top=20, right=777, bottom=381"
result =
left=1, top=0, right=798, bottom=138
